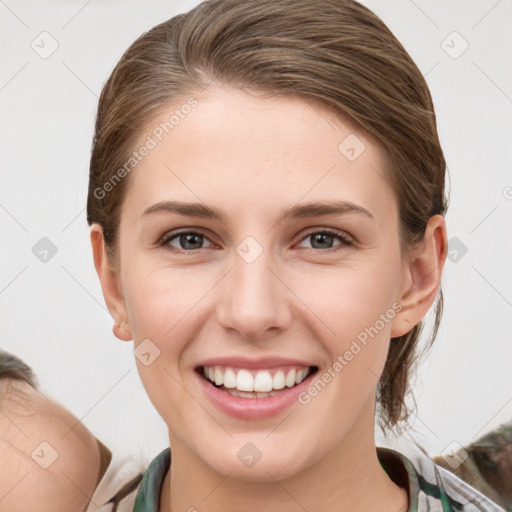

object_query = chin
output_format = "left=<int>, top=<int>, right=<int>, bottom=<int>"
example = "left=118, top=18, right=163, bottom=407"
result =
left=194, top=436, right=314, bottom=483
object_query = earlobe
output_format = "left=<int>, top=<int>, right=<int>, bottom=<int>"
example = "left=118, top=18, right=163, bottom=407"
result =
left=390, top=215, right=448, bottom=338
left=90, top=224, right=133, bottom=342
left=113, top=320, right=132, bottom=342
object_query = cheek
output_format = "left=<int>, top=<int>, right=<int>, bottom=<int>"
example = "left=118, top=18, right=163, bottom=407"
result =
left=122, top=263, right=215, bottom=411
left=123, top=261, right=203, bottom=341
left=123, top=265, right=195, bottom=419
left=290, top=252, right=403, bottom=402
left=294, top=264, right=399, bottom=434
left=292, top=254, right=402, bottom=339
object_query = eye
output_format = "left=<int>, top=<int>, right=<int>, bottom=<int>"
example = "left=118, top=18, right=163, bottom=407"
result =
left=158, top=230, right=214, bottom=252
left=296, top=228, right=353, bottom=252
left=158, top=227, right=353, bottom=253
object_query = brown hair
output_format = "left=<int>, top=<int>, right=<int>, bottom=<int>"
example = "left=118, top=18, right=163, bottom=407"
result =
left=86, top=0, right=448, bottom=432
left=0, top=348, right=39, bottom=388
left=0, top=348, right=40, bottom=410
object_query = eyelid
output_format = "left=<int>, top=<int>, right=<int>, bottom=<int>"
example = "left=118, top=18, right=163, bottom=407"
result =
left=157, top=227, right=215, bottom=248
left=299, top=227, right=353, bottom=245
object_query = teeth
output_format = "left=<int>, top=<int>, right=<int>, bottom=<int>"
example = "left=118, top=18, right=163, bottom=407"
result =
left=285, top=369, right=296, bottom=387
left=227, top=389, right=280, bottom=398
left=223, top=368, right=237, bottom=388
left=295, top=368, right=307, bottom=384
left=236, top=369, right=254, bottom=392
left=229, top=389, right=257, bottom=398
left=272, top=371, right=285, bottom=390
left=254, top=371, right=273, bottom=392
left=214, top=367, right=224, bottom=386
left=202, top=365, right=311, bottom=394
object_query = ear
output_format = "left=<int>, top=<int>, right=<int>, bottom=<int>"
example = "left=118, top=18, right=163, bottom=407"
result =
left=90, top=224, right=132, bottom=341
left=391, top=215, right=448, bottom=338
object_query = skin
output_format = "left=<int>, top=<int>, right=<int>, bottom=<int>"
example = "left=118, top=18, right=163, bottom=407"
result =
left=0, top=379, right=103, bottom=512
left=91, top=84, right=447, bottom=512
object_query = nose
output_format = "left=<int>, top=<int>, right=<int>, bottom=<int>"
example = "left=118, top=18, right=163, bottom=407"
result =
left=215, top=242, right=292, bottom=342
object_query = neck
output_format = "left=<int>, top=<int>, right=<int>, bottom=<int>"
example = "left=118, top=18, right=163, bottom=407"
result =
left=159, top=406, right=408, bottom=512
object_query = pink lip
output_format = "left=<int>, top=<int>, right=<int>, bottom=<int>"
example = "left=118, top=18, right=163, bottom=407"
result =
left=194, top=362, right=317, bottom=421
left=196, top=356, right=314, bottom=370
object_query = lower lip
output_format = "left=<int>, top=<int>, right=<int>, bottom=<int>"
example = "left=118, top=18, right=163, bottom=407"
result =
left=195, top=369, right=316, bottom=420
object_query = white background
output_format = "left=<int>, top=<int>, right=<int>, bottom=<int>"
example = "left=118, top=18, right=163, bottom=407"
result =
left=1, top=0, right=511, bottom=469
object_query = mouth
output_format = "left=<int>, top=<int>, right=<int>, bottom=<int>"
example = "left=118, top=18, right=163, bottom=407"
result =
left=196, top=364, right=319, bottom=399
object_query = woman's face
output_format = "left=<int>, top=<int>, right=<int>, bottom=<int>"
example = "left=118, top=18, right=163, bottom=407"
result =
left=99, top=84, right=431, bottom=480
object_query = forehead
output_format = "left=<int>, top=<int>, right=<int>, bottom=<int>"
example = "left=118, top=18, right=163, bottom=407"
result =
left=122, top=84, right=396, bottom=224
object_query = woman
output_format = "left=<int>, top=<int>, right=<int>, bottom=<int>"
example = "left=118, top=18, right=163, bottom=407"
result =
left=86, top=0, right=505, bottom=510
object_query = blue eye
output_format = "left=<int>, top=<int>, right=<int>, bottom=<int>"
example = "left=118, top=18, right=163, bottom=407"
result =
left=158, top=228, right=352, bottom=253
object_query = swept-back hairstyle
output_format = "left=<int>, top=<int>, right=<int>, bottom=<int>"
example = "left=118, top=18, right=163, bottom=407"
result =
left=86, top=0, right=448, bottom=432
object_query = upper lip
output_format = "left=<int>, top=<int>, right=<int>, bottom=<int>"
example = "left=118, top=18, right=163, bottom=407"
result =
left=196, top=356, right=316, bottom=370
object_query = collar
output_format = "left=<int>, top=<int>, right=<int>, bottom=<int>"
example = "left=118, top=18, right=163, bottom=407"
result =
left=132, top=446, right=468, bottom=512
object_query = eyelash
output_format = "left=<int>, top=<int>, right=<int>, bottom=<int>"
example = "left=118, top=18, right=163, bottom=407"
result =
left=157, top=227, right=353, bottom=254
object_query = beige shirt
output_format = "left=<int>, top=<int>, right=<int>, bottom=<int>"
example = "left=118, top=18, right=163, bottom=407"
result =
left=86, top=440, right=143, bottom=512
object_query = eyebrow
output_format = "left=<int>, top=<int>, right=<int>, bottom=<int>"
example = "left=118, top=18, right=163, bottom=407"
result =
left=142, top=199, right=374, bottom=222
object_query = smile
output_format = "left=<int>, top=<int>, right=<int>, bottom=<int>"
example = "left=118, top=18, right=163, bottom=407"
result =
left=194, top=356, right=319, bottom=419
left=201, top=365, right=314, bottom=398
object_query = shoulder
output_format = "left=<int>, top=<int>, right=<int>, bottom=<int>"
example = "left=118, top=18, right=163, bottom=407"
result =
left=381, top=447, right=506, bottom=512
left=86, top=448, right=146, bottom=512
left=434, top=465, right=505, bottom=511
